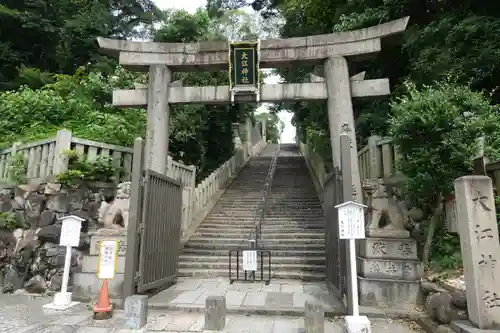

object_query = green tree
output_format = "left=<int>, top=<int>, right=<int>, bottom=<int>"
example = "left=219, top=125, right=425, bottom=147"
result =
left=389, top=80, right=500, bottom=266
left=0, top=0, right=162, bottom=89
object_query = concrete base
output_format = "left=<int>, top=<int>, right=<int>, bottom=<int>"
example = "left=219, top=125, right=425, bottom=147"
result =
left=43, top=292, right=80, bottom=311
left=358, top=276, right=421, bottom=309
left=72, top=272, right=124, bottom=299
left=451, top=320, right=500, bottom=333
left=343, top=315, right=372, bottom=333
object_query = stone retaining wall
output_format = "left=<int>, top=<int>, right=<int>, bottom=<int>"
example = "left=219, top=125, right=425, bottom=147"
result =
left=0, top=181, right=116, bottom=294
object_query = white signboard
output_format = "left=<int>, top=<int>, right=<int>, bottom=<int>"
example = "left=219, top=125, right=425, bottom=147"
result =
left=242, top=250, right=257, bottom=271
left=335, top=201, right=367, bottom=240
left=59, top=215, right=84, bottom=247
left=98, top=240, right=119, bottom=279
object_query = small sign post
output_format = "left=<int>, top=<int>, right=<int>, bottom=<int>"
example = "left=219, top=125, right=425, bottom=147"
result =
left=93, top=240, right=119, bottom=319
left=43, top=215, right=84, bottom=310
left=334, top=201, right=372, bottom=332
left=242, top=250, right=257, bottom=271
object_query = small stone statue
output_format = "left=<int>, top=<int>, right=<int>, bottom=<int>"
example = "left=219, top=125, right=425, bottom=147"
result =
left=98, top=182, right=131, bottom=230
left=363, top=178, right=409, bottom=238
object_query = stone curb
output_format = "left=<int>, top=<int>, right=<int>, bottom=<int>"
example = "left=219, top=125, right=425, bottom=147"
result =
left=148, top=302, right=428, bottom=320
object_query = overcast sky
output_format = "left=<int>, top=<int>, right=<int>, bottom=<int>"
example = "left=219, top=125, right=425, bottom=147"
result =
left=152, top=0, right=296, bottom=143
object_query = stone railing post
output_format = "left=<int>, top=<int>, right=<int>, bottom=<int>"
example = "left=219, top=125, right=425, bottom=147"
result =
left=367, top=135, right=381, bottom=179
left=53, top=129, right=73, bottom=175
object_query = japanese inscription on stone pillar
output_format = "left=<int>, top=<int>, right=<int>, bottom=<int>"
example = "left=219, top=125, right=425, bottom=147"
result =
left=454, top=176, right=500, bottom=329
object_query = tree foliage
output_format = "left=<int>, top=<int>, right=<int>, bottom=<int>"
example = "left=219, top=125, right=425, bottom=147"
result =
left=0, top=3, right=267, bottom=183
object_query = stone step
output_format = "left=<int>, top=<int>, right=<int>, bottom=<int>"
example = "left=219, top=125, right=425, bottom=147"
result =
left=197, top=226, right=325, bottom=232
left=89, top=235, right=127, bottom=256
left=72, top=272, right=124, bottom=299
left=181, top=248, right=326, bottom=257
left=358, top=237, right=418, bottom=260
left=206, top=213, right=324, bottom=218
left=202, top=217, right=325, bottom=222
left=179, top=261, right=326, bottom=272
left=82, top=255, right=126, bottom=274
left=188, top=237, right=325, bottom=245
left=194, top=231, right=324, bottom=239
left=184, top=242, right=325, bottom=250
left=358, top=276, right=421, bottom=309
left=357, top=257, right=423, bottom=281
left=216, top=202, right=323, bottom=207
left=177, top=267, right=325, bottom=281
left=178, top=254, right=326, bottom=265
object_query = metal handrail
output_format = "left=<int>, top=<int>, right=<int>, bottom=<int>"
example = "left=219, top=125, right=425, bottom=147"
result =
left=248, top=144, right=280, bottom=249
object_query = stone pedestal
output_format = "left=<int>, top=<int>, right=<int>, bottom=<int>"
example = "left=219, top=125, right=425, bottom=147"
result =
left=357, top=232, right=423, bottom=309
left=343, top=316, right=371, bottom=333
left=72, top=229, right=127, bottom=300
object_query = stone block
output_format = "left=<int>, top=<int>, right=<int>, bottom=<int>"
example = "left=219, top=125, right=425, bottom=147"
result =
left=89, top=234, right=127, bottom=256
left=343, top=315, right=371, bottom=333
left=304, top=301, right=324, bottom=333
left=358, top=237, right=418, bottom=260
left=205, top=295, right=226, bottom=331
left=451, top=320, right=500, bottom=333
left=357, top=257, right=423, bottom=281
left=358, top=276, right=421, bottom=309
left=124, top=295, right=148, bottom=329
left=72, top=272, right=124, bottom=298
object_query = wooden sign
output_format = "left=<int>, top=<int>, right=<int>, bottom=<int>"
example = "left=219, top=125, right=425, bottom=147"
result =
left=335, top=201, right=367, bottom=239
left=59, top=215, right=84, bottom=247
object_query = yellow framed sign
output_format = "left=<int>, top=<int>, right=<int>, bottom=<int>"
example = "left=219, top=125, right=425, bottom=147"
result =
left=97, top=240, right=119, bottom=279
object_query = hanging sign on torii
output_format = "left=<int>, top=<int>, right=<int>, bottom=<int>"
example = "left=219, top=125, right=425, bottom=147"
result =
left=229, top=41, right=260, bottom=102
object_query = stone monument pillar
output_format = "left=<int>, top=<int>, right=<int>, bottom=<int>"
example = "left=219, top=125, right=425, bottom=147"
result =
left=454, top=176, right=500, bottom=329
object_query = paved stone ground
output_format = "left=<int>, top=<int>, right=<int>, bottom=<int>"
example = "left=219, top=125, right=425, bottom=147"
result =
left=148, top=278, right=345, bottom=315
left=0, top=293, right=424, bottom=333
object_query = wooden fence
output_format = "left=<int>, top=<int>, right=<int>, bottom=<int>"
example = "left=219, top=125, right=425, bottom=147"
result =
left=357, top=135, right=500, bottom=187
left=0, top=129, right=197, bottom=186
left=0, top=125, right=266, bottom=240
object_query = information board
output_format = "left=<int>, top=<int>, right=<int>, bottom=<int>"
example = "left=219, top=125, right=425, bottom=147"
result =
left=242, top=250, right=257, bottom=271
left=97, top=240, right=119, bottom=279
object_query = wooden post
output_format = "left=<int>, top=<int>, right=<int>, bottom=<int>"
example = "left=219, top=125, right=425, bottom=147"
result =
left=53, top=129, right=72, bottom=175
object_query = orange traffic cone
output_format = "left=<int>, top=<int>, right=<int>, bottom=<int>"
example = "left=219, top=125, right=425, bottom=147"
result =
left=93, top=279, right=113, bottom=320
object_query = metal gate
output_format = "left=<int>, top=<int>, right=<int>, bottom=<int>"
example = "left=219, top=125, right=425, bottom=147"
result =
left=322, top=134, right=354, bottom=313
left=123, top=138, right=182, bottom=302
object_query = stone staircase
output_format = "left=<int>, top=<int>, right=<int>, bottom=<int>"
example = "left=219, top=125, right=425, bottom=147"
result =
left=178, top=143, right=326, bottom=281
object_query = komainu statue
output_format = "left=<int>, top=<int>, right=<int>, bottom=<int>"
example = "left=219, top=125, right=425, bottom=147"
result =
left=363, top=178, right=411, bottom=238
left=98, top=182, right=131, bottom=229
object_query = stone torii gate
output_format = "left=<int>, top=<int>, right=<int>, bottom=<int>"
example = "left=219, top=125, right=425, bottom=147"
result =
left=97, top=16, right=409, bottom=204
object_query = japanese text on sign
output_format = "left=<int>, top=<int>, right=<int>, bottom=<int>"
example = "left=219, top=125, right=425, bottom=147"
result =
left=232, top=47, right=257, bottom=87
left=97, top=240, right=119, bottom=279
left=59, top=217, right=83, bottom=247
left=242, top=250, right=257, bottom=271
left=337, top=203, right=366, bottom=239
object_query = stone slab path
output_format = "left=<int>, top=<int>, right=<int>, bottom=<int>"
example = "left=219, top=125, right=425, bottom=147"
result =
left=0, top=293, right=424, bottom=333
left=149, top=278, right=345, bottom=316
